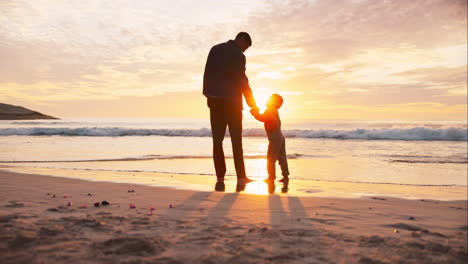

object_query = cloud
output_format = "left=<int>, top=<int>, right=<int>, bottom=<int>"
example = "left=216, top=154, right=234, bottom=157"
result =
left=244, top=0, right=467, bottom=112
left=0, top=0, right=466, bottom=119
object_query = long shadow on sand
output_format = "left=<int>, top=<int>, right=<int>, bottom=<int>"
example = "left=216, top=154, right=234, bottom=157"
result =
left=267, top=194, right=328, bottom=262
left=170, top=192, right=240, bottom=255
left=287, top=196, right=310, bottom=221
left=204, top=192, right=239, bottom=225
left=162, top=192, right=213, bottom=220
left=268, top=194, right=288, bottom=226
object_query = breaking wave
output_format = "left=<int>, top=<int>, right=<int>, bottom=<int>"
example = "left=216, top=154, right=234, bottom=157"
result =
left=0, top=127, right=466, bottom=141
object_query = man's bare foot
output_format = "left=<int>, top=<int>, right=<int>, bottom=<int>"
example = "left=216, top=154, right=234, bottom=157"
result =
left=215, top=182, right=225, bottom=192
left=236, top=183, right=246, bottom=192
left=278, top=177, right=289, bottom=183
left=237, top=177, right=254, bottom=185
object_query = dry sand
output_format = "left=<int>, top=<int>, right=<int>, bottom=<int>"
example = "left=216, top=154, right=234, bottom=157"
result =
left=0, top=170, right=466, bottom=264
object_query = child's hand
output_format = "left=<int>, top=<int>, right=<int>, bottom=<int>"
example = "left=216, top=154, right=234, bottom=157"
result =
left=250, top=107, right=259, bottom=115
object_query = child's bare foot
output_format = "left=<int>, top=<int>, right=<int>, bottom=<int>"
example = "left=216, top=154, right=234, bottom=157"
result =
left=263, top=178, right=275, bottom=183
left=278, top=177, right=289, bottom=183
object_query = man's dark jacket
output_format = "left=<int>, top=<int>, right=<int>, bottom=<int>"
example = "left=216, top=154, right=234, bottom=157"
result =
left=203, top=40, right=255, bottom=110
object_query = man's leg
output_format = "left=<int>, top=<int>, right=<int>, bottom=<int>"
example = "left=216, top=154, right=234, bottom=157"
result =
left=210, top=106, right=227, bottom=180
left=227, top=110, right=247, bottom=179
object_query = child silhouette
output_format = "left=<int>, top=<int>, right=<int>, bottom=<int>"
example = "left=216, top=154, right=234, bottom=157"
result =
left=250, top=94, right=290, bottom=183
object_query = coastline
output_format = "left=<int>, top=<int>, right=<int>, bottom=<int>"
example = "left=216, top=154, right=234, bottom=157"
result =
left=0, top=170, right=466, bottom=263
left=0, top=103, right=58, bottom=120
left=1, top=165, right=466, bottom=201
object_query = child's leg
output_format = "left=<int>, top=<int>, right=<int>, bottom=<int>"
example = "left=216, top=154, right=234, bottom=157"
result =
left=278, top=140, right=290, bottom=178
left=267, top=142, right=278, bottom=180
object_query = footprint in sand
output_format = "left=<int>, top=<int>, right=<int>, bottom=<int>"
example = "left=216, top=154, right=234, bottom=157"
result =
left=95, top=237, right=165, bottom=256
left=5, top=201, right=24, bottom=208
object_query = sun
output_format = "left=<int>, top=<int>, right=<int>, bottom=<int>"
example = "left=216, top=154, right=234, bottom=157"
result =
left=252, top=90, right=272, bottom=112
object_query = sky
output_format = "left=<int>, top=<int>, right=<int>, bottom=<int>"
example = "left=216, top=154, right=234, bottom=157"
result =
left=0, top=0, right=467, bottom=121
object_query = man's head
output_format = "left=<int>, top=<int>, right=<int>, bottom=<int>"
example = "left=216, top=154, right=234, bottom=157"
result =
left=234, top=32, right=252, bottom=52
left=266, top=94, right=284, bottom=109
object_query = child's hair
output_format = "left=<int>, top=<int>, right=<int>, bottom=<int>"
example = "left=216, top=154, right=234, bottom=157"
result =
left=270, top=93, right=283, bottom=109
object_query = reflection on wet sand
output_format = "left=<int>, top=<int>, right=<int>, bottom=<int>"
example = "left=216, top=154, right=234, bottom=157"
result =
left=219, top=179, right=289, bottom=195
left=266, top=180, right=289, bottom=194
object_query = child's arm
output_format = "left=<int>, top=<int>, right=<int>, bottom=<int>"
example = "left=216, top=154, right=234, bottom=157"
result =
left=250, top=108, right=273, bottom=123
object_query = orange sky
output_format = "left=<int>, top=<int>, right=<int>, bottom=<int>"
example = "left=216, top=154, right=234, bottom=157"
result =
left=0, top=0, right=466, bottom=120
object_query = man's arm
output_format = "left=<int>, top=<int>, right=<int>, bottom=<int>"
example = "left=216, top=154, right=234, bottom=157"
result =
left=238, top=55, right=257, bottom=109
left=242, top=76, right=257, bottom=109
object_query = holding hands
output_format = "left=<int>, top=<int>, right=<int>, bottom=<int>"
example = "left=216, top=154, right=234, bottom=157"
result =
left=250, top=106, right=259, bottom=116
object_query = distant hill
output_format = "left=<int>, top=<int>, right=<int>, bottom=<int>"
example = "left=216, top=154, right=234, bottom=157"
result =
left=0, top=103, right=58, bottom=120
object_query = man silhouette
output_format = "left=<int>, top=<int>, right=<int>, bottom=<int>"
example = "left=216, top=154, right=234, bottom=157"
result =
left=203, top=32, right=258, bottom=191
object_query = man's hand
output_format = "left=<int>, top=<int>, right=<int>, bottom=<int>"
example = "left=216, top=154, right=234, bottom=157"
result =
left=250, top=106, right=259, bottom=115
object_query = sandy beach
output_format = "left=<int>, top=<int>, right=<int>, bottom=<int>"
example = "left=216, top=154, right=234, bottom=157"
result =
left=2, top=0, right=467, bottom=263
left=0, top=170, right=466, bottom=264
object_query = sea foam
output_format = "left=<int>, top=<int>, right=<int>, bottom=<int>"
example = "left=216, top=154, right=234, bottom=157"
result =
left=0, top=127, right=466, bottom=141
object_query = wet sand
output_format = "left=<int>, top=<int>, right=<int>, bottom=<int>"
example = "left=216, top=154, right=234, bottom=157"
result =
left=2, top=166, right=466, bottom=200
left=0, top=170, right=466, bottom=264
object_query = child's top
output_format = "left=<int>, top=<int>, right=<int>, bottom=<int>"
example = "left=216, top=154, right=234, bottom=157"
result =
left=251, top=108, right=284, bottom=141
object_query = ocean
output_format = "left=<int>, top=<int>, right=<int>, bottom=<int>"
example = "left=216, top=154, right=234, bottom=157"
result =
left=0, top=118, right=466, bottom=199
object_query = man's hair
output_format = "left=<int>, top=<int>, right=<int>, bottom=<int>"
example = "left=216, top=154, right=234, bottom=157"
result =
left=235, top=32, right=252, bottom=46
left=271, top=94, right=283, bottom=108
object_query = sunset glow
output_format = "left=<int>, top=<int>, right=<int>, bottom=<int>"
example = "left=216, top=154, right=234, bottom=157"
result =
left=251, top=88, right=273, bottom=112
left=0, top=0, right=466, bottom=121
left=244, top=181, right=270, bottom=195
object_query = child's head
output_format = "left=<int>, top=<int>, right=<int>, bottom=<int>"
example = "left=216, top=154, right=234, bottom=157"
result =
left=266, top=93, right=283, bottom=109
